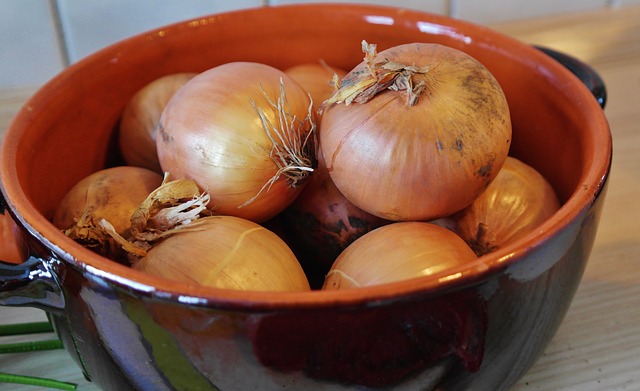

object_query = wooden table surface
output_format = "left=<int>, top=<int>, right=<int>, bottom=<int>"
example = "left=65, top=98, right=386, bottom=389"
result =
left=1, top=5, right=639, bottom=390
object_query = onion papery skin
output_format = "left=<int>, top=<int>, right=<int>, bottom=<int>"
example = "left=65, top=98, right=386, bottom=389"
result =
left=323, top=222, right=477, bottom=290
left=133, top=215, right=310, bottom=292
left=443, top=156, right=561, bottom=256
left=119, top=73, right=197, bottom=172
left=53, top=166, right=163, bottom=236
left=284, top=63, right=346, bottom=111
left=279, top=150, right=390, bottom=285
left=320, top=43, right=512, bottom=221
left=157, top=62, right=315, bottom=223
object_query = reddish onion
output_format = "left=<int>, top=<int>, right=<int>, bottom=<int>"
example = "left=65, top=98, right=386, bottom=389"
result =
left=157, top=62, right=316, bottom=223
left=323, top=222, right=477, bottom=289
left=320, top=41, right=512, bottom=221
left=133, top=215, right=310, bottom=292
left=119, top=73, right=197, bottom=172
left=439, top=156, right=560, bottom=256
left=279, top=149, right=389, bottom=279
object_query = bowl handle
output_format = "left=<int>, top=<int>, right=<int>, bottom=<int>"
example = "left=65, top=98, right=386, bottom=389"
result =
left=0, top=193, right=66, bottom=311
left=0, top=256, right=66, bottom=311
left=535, top=45, right=607, bottom=109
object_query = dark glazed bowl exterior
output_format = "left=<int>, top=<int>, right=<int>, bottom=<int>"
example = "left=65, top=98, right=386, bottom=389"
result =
left=0, top=4, right=611, bottom=391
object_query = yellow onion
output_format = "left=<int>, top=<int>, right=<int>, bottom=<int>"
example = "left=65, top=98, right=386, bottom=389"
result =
left=323, top=222, right=477, bottom=289
left=284, top=62, right=347, bottom=110
left=119, top=72, right=197, bottom=172
left=157, top=62, right=316, bottom=223
left=440, top=156, right=560, bottom=256
left=53, top=166, right=163, bottom=259
left=320, top=41, right=512, bottom=221
left=133, top=215, right=310, bottom=292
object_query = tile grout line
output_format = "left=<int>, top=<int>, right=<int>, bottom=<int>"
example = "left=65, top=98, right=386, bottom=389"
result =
left=448, top=0, right=459, bottom=18
left=48, top=0, right=71, bottom=68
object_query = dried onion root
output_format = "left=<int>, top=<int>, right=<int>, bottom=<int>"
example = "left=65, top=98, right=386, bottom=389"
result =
left=100, top=173, right=212, bottom=261
left=278, top=150, right=390, bottom=280
left=156, top=62, right=316, bottom=223
left=93, top=174, right=310, bottom=291
left=284, top=61, right=347, bottom=112
left=242, top=80, right=316, bottom=207
left=319, top=41, right=512, bottom=221
left=323, top=40, right=431, bottom=108
left=53, top=166, right=164, bottom=261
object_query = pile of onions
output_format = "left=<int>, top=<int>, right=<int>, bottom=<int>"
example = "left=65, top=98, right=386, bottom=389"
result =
left=439, top=156, right=560, bottom=256
left=278, top=62, right=388, bottom=276
left=53, top=41, right=563, bottom=294
left=133, top=215, right=310, bottom=292
left=78, top=174, right=310, bottom=292
left=157, top=62, right=316, bottom=223
left=53, top=166, right=163, bottom=260
left=119, top=73, right=197, bottom=172
left=323, top=222, right=477, bottom=289
left=320, top=41, right=512, bottom=221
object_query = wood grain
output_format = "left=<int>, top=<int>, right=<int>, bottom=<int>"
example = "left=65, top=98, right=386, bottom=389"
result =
left=493, top=5, right=640, bottom=390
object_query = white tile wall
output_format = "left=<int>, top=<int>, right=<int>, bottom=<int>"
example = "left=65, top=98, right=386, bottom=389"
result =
left=613, top=0, right=640, bottom=5
left=454, top=0, right=610, bottom=23
left=0, top=0, right=65, bottom=88
left=270, top=0, right=448, bottom=14
left=1, top=0, right=637, bottom=91
left=56, top=0, right=264, bottom=63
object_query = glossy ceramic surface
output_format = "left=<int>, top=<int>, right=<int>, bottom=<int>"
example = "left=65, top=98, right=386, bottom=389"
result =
left=0, top=4, right=611, bottom=391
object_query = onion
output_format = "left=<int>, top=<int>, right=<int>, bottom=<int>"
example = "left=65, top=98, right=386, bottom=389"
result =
left=320, top=41, right=512, bottom=221
left=323, top=222, right=477, bottom=289
left=0, top=211, right=25, bottom=264
left=440, top=156, right=560, bottom=256
left=53, top=166, right=163, bottom=259
left=98, top=175, right=212, bottom=261
left=284, top=62, right=347, bottom=109
left=157, top=62, right=316, bottom=223
left=279, top=149, right=389, bottom=276
left=119, top=72, right=197, bottom=172
left=133, top=215, right=310, bottom=292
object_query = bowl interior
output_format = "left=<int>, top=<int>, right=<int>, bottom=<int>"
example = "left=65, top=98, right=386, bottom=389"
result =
left=1, top=4, right=610, bottom=305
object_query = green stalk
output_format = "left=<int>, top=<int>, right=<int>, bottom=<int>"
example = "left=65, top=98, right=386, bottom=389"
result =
left=0, top=372, right=77, bottom=390
left=0, top=322, right=54, bottom=336
left=0, top=321, right=77, bottom=389
left=0, top=339, right=63, bottom=354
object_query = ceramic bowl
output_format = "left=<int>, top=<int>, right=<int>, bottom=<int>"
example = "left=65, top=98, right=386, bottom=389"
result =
left=0, top=4, right=611, bottom=390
